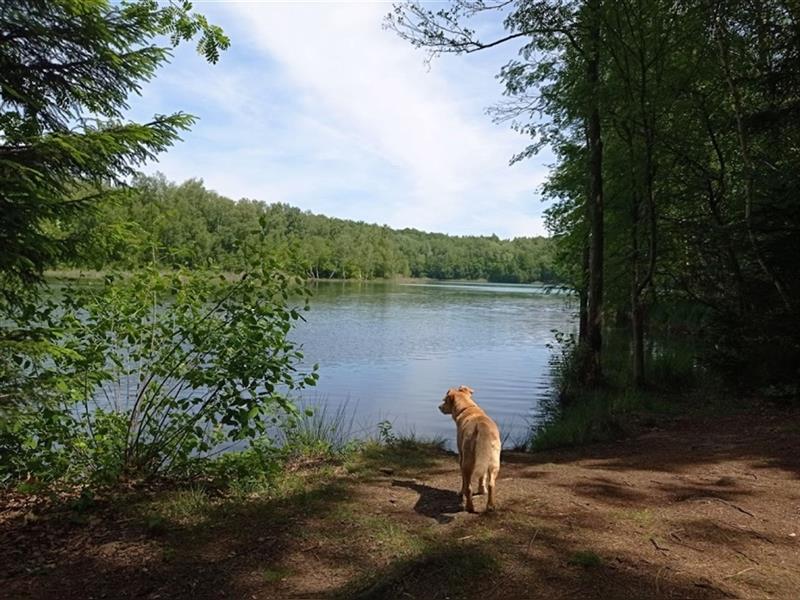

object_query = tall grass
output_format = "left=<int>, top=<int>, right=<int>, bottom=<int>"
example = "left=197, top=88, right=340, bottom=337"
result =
left=528, top=328, right=702, bottom=451
left=278, top=401, right=361, bottom=458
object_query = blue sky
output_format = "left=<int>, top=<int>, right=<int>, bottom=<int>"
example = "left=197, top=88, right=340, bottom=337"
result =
left=130, top=2, right=553, bottom=238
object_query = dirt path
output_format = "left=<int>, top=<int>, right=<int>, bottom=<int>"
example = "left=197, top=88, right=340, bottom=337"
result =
left=2, top=406, right=799, bottom=599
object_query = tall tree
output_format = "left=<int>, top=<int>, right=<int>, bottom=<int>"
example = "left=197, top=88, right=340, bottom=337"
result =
left=388, top=0, right=608, bottom=386
left=0, top=0, right=229, bottom=292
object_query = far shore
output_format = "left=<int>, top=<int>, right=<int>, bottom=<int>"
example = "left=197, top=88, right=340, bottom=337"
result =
left=43, top=269, right=561, bottom=288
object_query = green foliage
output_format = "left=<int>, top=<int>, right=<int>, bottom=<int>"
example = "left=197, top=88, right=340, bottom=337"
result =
left=278, top=403, right=361, bottom=460
left=391, top=0, right=800, bottom=390
left=62, top=175, right=558, bottom=283
left=0, top=262, right=317, bottom=485
left=532, top=329, right=699, bottom=451
left=531, top=388, right=628, bottom=451
left=0, top=0, right=227, bottom=288
left=546, top=330, right=587, bottom=402
left=377, top=420, right=398, bottom=445
left=538, top=1, right=800, bottom=388
left=202, top=437, right=284, bottom=494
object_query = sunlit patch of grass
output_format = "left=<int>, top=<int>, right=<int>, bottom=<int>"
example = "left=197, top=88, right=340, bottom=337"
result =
left=278, top=401, right=363, bottom=461
left=261, top=566, right=292, bottom=583
left=360, top=515, right=428, bottom=557
left=326, top=503, right=428, bottom=557
left=625, top=508, right=655, bottom=526
left=345, top=436, right=448, bottom=477
left=146, top=485, right=212, bottom=526
left=611, top=507, right=656, bottom=535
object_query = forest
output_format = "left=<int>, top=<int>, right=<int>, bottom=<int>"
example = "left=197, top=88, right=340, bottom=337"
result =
left=67, top=175, right=558, bottom=283
left=389, top=0, right=799, bottom=391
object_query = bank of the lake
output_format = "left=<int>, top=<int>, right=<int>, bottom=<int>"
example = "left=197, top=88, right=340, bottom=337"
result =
left=3, top=400, right=798, bottom=600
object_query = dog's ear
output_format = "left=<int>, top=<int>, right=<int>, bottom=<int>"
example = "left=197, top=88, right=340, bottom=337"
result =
left=458, top=385, right=474, bottom=395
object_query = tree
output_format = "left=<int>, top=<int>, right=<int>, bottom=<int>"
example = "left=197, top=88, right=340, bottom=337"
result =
left=0, top=0, right=229, bottom=291
left=391, top=0, right=800, bottom=393
left=388, top=0, right=608, bottom=386
left=544, top=0, right=800, bottom=390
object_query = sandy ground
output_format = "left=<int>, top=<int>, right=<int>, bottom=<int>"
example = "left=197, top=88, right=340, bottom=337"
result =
left=2, top=404, right=799, bottom=599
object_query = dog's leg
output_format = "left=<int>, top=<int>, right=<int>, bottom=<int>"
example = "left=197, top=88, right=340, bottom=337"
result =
left=462, top=478, right=474, bottom=513
left=486, top=465, right=499, bottom=512
left=461, top=463, right=475, bottom=513
left=457, top=452, right=465, bottom=501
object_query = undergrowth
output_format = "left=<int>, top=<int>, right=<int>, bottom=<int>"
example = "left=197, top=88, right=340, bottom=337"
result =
left=529, top=328, right=716, bottom=451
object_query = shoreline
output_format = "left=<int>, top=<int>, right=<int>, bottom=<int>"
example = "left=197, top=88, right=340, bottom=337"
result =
left=2, top=401, right=797, bottom=599
left=44, top=269, right=562, bottom=288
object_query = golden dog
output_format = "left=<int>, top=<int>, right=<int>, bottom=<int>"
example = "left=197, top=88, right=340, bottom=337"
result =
left=439, top=386, right=501, bottom=513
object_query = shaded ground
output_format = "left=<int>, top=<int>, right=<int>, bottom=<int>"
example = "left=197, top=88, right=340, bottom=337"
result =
left=2, top=404, right=799, bottom=599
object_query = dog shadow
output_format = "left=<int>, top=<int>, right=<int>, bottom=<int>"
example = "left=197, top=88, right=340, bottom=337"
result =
left=392, top=479, right=463, bottom=524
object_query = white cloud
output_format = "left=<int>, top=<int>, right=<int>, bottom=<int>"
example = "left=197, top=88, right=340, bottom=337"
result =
left=135, top=2, right=552, bottom=237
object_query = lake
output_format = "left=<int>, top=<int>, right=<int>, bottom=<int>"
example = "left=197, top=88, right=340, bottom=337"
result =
left=292, top=281, right=577, bottom=448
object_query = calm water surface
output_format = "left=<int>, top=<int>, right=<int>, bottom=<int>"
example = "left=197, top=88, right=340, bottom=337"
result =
left=292, top=281, right=576, bottom=447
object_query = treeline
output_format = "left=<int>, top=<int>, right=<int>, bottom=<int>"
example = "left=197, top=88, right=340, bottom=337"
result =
left=392, top=1, right=800, bottom=389
left=71, top=175, right=558, bottom=283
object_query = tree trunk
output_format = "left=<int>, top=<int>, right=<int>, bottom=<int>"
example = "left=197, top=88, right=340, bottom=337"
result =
left=631, top=290, right=645, bottom=388
left=584, top=0, right=605, bottom=388
left=630, top=181, right=645, bottom=387
left=578, top=242, right=589, bottom=343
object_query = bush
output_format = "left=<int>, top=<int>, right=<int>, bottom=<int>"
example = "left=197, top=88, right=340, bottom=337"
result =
left=0, top=260, right=317, bottom=486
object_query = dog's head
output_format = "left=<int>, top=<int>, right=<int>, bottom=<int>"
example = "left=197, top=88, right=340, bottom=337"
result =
left=439, top=385, right=474, bottom=415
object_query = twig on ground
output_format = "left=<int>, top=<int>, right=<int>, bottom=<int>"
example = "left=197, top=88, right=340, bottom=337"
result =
left=723, top=566, right=756, bottom=579
left=681, top=495, right=755, bottom=517
left=731, top=548, right=759, bottom=565
left=650, top=537, right=670, bottom=553
left=526, top=528, right=540, bottom=553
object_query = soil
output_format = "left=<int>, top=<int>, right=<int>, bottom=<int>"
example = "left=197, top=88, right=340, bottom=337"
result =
left=2, top=404, right=799, bottom=599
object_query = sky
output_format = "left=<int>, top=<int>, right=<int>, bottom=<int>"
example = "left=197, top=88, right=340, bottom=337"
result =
left=130, top=2, right=554, bottom=239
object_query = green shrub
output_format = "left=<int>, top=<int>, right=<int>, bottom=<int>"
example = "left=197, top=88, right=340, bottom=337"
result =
left=0, top=258, right=317, bottom=486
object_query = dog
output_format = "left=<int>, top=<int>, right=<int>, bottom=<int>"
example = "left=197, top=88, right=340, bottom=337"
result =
left=439, top=385, right=501, bottom=513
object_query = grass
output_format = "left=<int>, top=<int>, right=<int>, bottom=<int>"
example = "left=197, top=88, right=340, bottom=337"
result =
left=345, top=436, right=447, bottom=477
left=144, top=485, right=212, bottom=526
left=354, top=513, right=428, bottom=556
left=529, top=329, right=714, bottom=451
left=568, top=550, right=603, bottom=567
left=530, top=390, right=628, bottom=451
left=261, top=566, right=292, bottom=583
left=277, top=400, right=362, bottom=459
left=339, top=544, right=498, bottom=600
left=125, top=412, right=448, bottom=540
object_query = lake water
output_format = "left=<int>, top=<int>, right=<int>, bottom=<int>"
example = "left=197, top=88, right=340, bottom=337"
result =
left=292, top=281, right=577, bottom=448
